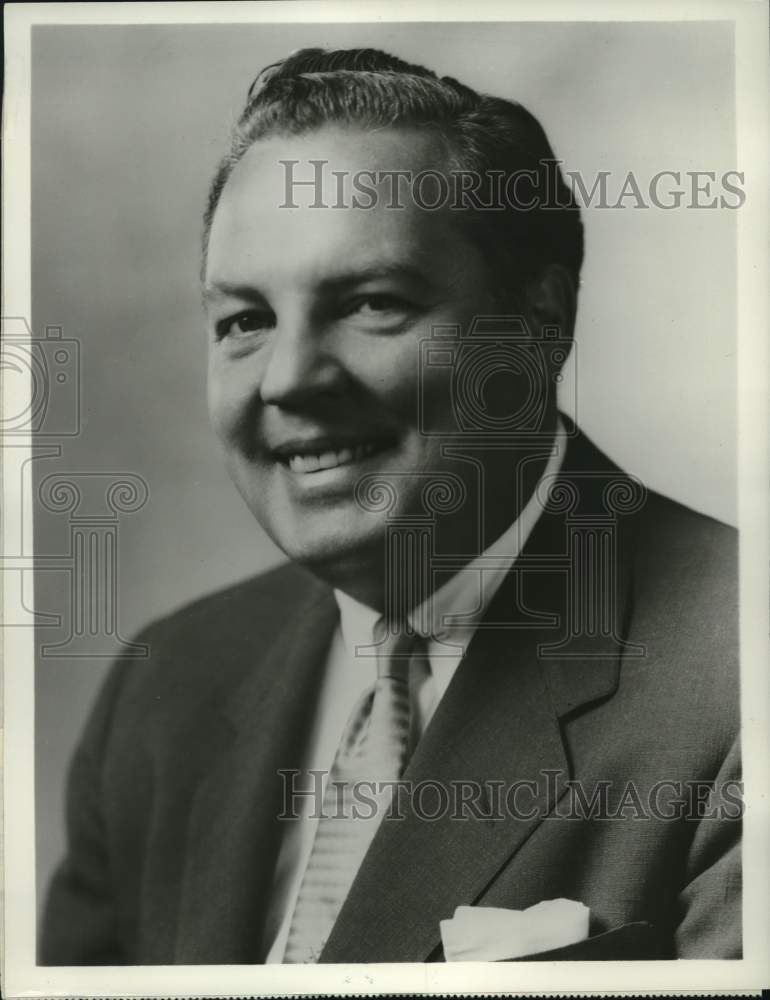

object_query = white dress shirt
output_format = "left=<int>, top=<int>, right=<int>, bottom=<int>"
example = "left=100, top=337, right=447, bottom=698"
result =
left=263, top=420, right=567, bottom=961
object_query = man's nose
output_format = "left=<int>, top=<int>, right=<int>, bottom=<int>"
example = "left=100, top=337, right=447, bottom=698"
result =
left=258, top=320, right=346, bottom=407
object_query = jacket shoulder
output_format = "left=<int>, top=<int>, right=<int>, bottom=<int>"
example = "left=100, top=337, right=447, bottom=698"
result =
left=565, top=422, right=737, bottom=583
left=624, top=489, right=739, bottom=747
left=139, top=559, right=325, bottom=648
left=633, top=489, right=737, bottom=596
left=107, top=561, right=331, bottom=732
left=566, top=427, right=739, bottom=741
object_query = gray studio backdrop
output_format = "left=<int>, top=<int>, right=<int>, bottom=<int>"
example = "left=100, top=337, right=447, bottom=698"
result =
left=33, top=21, right=737, bottom=915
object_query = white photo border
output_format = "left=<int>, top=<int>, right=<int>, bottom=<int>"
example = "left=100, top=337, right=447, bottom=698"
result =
left=3, top=1, right=769, bottom=996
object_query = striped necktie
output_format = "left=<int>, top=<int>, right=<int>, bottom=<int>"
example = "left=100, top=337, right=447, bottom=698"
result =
left=282, top=627, right=421, bottom=963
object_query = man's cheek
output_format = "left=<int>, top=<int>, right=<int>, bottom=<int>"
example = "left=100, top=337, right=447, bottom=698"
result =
left=207, top=389, right=233, bottom=443
left=208, top=375, right=249, bottom=443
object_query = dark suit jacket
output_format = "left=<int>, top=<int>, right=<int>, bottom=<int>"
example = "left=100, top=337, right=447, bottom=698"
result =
left=41, top=427, right=741, bottom=964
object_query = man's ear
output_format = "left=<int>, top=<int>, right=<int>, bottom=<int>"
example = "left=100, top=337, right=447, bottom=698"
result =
left=525, top=264, right=577, bottom=340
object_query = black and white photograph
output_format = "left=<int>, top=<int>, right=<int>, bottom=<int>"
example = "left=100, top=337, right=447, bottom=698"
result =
left=2, top=1, right=769, bottom=996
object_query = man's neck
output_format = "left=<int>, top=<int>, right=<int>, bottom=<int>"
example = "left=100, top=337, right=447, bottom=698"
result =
left=308, top=414, right=564, bottom=614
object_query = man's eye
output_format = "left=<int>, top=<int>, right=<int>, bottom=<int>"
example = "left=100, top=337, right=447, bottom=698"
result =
left=216, top=310, right=275, bottom=340
left=344, top=294, right=413, bottom=323
left=356, top=294, right=406, bottom=314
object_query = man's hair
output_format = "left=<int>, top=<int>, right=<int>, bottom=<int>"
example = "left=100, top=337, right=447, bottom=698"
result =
left=203, top=47, right=583, bottom=301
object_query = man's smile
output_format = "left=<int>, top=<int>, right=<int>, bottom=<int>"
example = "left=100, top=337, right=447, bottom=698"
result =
left=267, top=432, right=400, bottom=475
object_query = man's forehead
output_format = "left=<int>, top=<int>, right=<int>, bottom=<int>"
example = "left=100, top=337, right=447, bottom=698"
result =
left=205, top=125, right=472, bottom=290
left=210, top=124, right=456, bottom=231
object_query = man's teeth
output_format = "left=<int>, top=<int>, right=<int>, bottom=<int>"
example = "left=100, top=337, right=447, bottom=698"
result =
left=287, top=441, right=381, bottom=473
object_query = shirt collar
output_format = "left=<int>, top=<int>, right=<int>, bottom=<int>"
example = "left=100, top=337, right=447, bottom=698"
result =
left=335, top=417, right=567, bottom=659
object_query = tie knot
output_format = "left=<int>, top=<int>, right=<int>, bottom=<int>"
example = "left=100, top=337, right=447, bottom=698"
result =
left=373, top=622, right=424, bottom=682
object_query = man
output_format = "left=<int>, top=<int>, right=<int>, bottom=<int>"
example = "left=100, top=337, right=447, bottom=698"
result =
left=41, top=47, right=740, bottom=964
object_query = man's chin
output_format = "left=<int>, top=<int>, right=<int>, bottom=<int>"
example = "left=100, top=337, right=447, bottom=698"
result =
left=263, top=513, right=388, bottom=589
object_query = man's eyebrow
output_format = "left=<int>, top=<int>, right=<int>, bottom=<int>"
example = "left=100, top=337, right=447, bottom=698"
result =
left=319, top=263, right=437, bottom=290
left=203, top=265, right=439, bottom=303
left=202, top=281, right=269, bottom=303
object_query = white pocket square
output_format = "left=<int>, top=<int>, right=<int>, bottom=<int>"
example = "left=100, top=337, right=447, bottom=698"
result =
left=439, top=898, right=590, bottom=962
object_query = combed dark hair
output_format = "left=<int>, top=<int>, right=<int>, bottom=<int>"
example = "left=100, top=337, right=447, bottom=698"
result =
left=203, top=47, right=583, bottom=298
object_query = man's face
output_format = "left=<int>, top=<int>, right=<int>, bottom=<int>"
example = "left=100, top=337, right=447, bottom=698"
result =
left=205, top=125, right=505, bottom=582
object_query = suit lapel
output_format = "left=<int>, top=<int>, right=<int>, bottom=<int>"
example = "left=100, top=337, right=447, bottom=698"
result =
left=174, top=580, right=338, bottom=963
left=320, top=592, right=570, bottom=962
left=321, top=429, right=638, bottom=963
